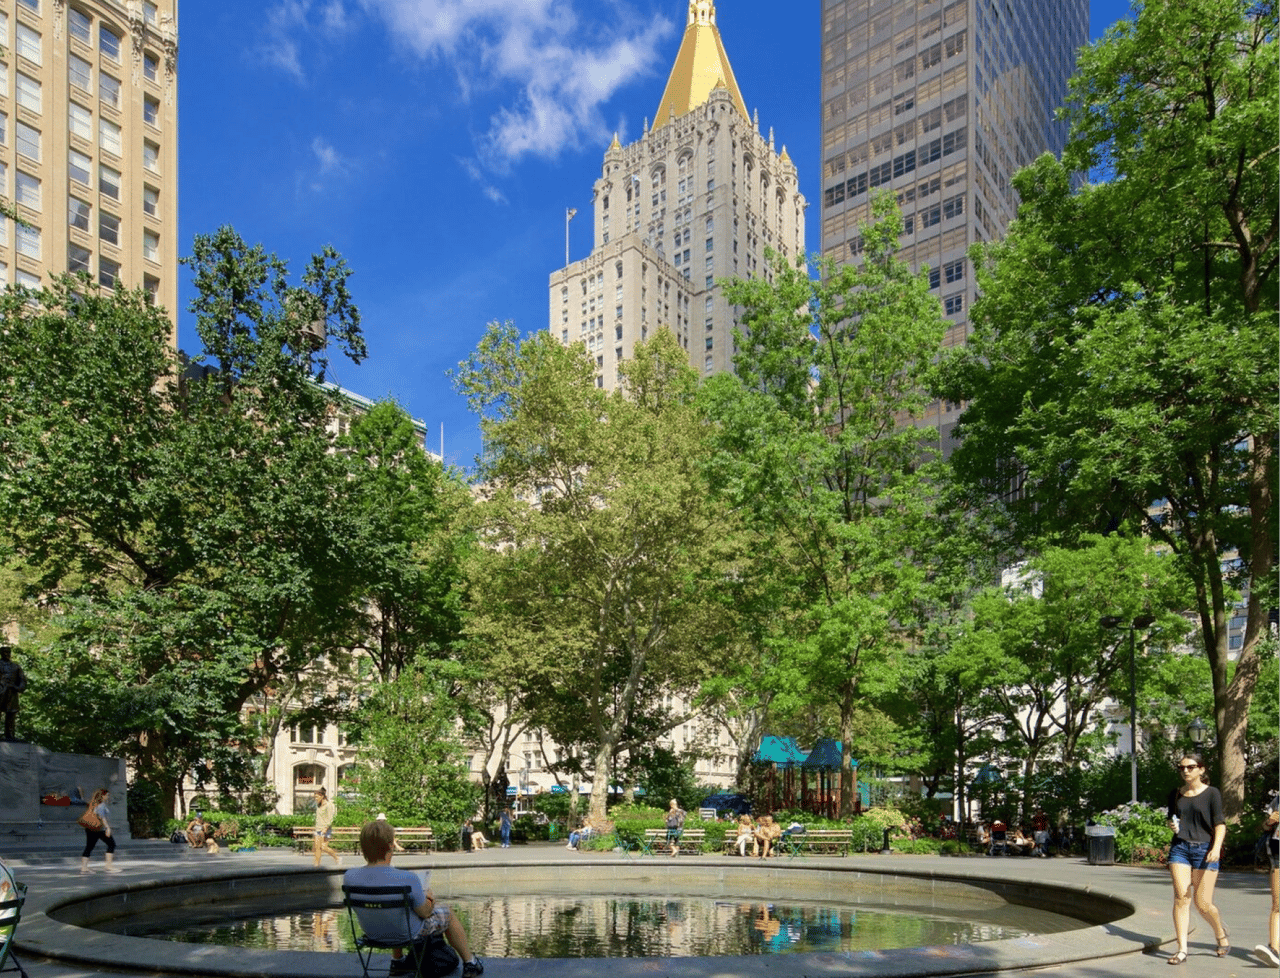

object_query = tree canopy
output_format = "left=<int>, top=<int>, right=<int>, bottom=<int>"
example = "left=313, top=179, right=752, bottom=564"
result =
left=937, top=0, right=1277, bottom=819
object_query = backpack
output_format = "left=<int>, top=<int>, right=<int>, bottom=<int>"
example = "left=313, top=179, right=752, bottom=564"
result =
left=417, top=933, right=460, bottom=977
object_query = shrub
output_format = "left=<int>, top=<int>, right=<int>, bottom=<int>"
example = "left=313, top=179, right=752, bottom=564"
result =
left=1094, top=801, right=1171, bottom=863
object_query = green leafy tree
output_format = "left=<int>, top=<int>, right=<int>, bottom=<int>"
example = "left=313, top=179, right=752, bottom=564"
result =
left=340, top=401, right=473, bottom=682
left=453, top=325, right=732, bottom=823
left=0, top=228, right=370, bottom=815
left=353, top=667, right=479, bottom=824
left=938, top=0, right=1277, bottom=819
left=955, top=536, right=1191, bottom=818
left=703, top=194, right=948, bottom=815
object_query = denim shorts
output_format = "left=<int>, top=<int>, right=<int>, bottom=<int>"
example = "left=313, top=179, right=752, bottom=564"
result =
left=1168, top=838, right=1218, bottom=871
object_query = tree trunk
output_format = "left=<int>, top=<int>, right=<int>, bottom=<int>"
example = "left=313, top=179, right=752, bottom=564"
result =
left=588, top=739, right=613, bottom=824
left=839, top=680, right=856, bottom=817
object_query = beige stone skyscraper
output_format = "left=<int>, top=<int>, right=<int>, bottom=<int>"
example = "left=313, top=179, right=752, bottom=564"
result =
left=1, top=0, right=178, bottom=345
left=550, top=0, right=806, bottom=390
left=819, top=0, right=1087, bottom=450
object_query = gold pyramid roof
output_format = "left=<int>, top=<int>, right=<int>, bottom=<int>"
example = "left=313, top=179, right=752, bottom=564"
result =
left=653, top=1, right=749, bottom=126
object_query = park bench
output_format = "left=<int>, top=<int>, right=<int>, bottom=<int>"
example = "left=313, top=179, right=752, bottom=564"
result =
left=642, top=827, right=707, bottom=855
left=293, top=825, right=435, bottom=852
left=795, top=829, right=854, bottom=856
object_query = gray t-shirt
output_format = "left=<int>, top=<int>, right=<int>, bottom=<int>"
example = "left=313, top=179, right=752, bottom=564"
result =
left=344, top=865, right=424, bottom=943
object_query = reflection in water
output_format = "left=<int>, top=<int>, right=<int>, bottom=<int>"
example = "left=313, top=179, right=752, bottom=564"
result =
left=102, top=892, right=1079, bottom=958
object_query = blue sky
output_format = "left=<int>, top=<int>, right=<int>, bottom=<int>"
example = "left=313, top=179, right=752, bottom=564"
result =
left=177, top=0, right=1135, bottom=470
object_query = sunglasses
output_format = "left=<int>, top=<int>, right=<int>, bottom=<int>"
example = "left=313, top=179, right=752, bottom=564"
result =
left=1177, top=764, right=1201, bottom=771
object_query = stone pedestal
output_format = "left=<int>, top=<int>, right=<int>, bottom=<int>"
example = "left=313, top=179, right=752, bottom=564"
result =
left=0, top=742, right=130, bottom=850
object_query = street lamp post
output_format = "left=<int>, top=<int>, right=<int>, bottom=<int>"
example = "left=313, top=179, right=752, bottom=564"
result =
left=1101, top=614, right=1157, bottom=803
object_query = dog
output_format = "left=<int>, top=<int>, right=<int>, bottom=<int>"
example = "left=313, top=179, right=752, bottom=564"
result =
left=204, top=839, right=220, bottom=855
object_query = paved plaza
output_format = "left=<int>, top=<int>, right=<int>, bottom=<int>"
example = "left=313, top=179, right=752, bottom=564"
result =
left=3, top=839, right=1276, bottom=978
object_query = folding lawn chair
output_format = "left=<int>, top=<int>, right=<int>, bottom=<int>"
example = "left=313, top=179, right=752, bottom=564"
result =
left=0, top=874, right=29, bottom=978
left=342, top=884, right=426, bottom=978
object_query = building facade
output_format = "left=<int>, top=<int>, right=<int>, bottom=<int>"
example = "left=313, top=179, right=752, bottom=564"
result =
left=819, top=0, right=1087, bottom=452
left=1, top=0, right=178, bottom=344
left=549, top=0, right=806, bottom=390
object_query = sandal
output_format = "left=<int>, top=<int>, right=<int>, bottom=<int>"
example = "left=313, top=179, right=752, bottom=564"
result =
left=1166, top=950, right=1187, bottom=965
left=1215, top=933, right=1230, bottom=958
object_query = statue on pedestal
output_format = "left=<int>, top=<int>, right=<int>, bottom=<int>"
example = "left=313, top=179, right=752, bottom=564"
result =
left=0, top=646, right=27, bottom=742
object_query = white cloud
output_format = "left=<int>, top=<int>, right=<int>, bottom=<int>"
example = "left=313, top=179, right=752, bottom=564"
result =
left=312, top=137, right=347, bottom=174
left=261, top=0, right=674, bottom=189
left=359, top=0, right=674, bottom=170
left=259, top=0, right=352, bottom=81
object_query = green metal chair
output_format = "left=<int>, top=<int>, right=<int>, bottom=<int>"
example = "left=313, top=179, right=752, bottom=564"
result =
left=342, top=884, right=428, bottom=978
left=0, top=867, right=29, bottom=978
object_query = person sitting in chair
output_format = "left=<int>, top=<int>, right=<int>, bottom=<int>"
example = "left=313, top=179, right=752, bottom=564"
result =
left=344, top=820, right=484, bottom=977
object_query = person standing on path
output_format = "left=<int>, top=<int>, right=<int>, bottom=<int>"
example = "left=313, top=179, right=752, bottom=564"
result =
left=79, top=788, right=119, bottom=874
left=312, top=787, right=341, bottom=868
left=500, top=808, right=512, bottom=849
left=1165, top=753, right=1229, bottom=965
left=1256, top=788, right=1280, bottom=966
left=665, top=799, right=686, bottom=857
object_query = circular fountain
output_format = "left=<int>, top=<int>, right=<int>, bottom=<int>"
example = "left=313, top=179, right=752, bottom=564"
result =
left=23, top=856, right=1139, bottom=978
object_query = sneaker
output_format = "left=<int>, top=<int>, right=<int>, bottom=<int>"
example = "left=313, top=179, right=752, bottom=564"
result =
left=461, top=958, right=484, bottom=977
left=389, top=957, right=415, bottom=975
left=1256, top=945, right=1280, bottom=967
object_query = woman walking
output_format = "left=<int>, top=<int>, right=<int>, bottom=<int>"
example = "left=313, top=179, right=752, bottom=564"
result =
left=665, top=799, right=686, bottom=857
left=312, top=787, right=341, bottom=868
left=500, top=808, right=513, bottom=849
left=79, top=788, right=119, bottom=874
left=1257, top=788, right=1280, bottom=966
left=1165, top=753, right=1229, bottom=964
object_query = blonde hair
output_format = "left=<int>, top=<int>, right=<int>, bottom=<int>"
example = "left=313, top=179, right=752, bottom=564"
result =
left=360, top=819, right=395, bottom=862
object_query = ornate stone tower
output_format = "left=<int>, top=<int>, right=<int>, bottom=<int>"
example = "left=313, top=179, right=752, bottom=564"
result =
left=549, top=0, right=806, bottom=390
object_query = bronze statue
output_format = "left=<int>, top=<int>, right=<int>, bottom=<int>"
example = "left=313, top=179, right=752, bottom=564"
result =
left=0, top=645, right=27, bottom=741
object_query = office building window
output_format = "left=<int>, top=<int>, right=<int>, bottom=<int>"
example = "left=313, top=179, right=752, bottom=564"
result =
left=144, top=96, right=159, bottom=126
left=0, top=12, right=7, bottom=48
left=69, top=8, right=92, bottom=44
left=98, top=256, right=119, bottom=288
left=143, top=230, right=158, bottom=261
left=943, top=259, right=965, bottom=284
left=14, top=172, right=39, bottom=211
left=16, top=224, right=39, bottom=260
left=98, top=211, right=119, bottom=246
left=0, top=113, right=6, bottom=147
left=143, top=1, right=158, bottom=24
left=944, top=292, right=964, bottom=315
left=99, top=163, right=120, bottom=200
left=143, top=185, right=158, bottom=217
left=143, top=51, right=158, bottom=81
left=100, top=72, right=120, bottom=109
left=69, top=102, right=92, bottom=141
left=69, top=150, right=91, bottom=185
left=16, top=73, right=41, bottom=114
left=100, top=25, right=121, bottom=62
left=16, top=24, right=41, bottom=65
left=17, top=0, right=39, bottom=11
left=69, top=196, right=91, bottom=231
left=69, top=54, right=93, bottom=94
left=143, top=141, right=159, bottom=172
left=144, top=274, right=159, bottom=298
left=99, top=117, right=121, bottom=156
left=16, top=122, right=39, bottom=162
left=68, top=244, right=91, bottom=275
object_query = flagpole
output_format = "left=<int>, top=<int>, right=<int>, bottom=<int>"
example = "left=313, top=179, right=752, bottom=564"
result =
left=565, top=207, right=577, bottom=267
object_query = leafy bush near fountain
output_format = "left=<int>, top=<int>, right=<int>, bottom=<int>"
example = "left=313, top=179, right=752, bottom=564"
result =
left=1093, top=801, right=1171, bottom=863
left=163, top=811, right=306, bottom=847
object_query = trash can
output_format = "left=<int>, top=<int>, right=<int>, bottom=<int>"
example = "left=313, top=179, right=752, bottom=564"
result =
left=1085, top=825, right=1116, bottom=866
